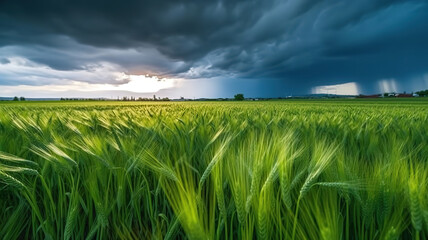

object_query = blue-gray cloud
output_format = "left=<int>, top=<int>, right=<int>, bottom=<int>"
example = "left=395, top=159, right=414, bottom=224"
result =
left=0, top=0, right=427, bottom=96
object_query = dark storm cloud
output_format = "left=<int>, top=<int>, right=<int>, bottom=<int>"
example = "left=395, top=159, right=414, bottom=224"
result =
left=1, top=0, right=428, bottom=94
left=0, top=0, right=272, bottom=59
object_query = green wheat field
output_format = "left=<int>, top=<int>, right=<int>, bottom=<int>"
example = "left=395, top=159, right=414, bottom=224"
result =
left=1, top=99, right=427, bottom=239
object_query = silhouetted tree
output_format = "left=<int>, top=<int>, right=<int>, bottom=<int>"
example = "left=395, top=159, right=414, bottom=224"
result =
left=20, top=96, right=25, bottom=101
left=234, top=93, right=244, bottom=101
left=13, top=96, right=19, bottom=101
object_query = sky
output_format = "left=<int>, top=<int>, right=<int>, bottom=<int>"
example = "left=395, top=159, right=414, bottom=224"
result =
left=1, top=0, right=428, bottom=98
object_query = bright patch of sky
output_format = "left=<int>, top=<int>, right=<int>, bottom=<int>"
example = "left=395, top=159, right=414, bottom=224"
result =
left=312, top=82, right=359, bottom=95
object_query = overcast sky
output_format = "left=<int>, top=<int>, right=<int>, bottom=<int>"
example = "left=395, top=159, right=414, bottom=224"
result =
left=1, top=0, right=428, bottom=98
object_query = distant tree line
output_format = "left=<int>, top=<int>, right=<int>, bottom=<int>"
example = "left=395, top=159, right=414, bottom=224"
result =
left=7, top=89, right=428, bottom=103
left=416, top=89, right=428, bottom=97
left=59, top=96, right=170, bottom=101
left=121, top=95, right=170, bottom=101
left=60, top=98, right=107, bottom=101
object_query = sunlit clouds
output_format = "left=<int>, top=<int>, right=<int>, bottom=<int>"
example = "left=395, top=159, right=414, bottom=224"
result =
left=0, top=57, right=130, bottom=85
left=0, top=57, right=180, bottom=96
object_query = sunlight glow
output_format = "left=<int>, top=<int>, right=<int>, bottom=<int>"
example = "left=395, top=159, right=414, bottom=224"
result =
left=0, top=75, right=179, bottom=95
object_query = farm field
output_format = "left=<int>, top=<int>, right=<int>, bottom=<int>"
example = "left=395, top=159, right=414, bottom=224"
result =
left=0, top=99, right=427, bottom=239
